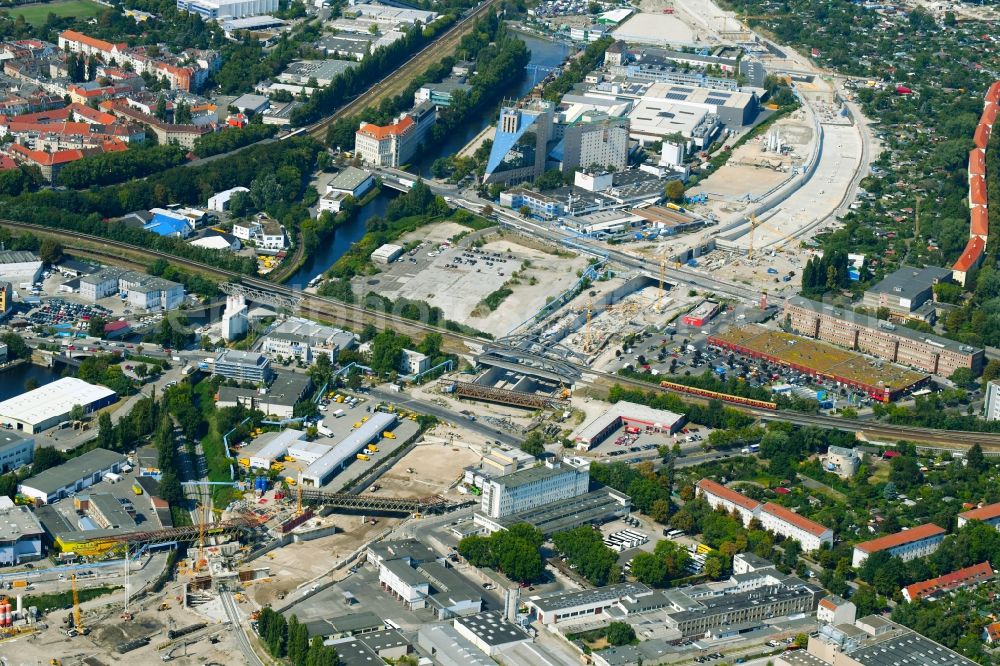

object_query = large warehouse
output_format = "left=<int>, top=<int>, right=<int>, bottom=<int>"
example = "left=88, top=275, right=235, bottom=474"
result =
left=708, top=325, right=929, bottom=402
left=574, top=400, right=686, bottom=449
left=300, top=412, right=397, bottom=487
left=0, top=378, right=118, bottom=433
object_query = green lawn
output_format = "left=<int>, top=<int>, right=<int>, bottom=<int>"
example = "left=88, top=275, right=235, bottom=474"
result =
left=5, top=0, right=104, bottom=26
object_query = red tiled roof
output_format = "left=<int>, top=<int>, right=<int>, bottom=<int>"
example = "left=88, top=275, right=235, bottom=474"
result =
left=959, top=501, right=1000, bottom=522
left=971, top=206, right=989, bottom=238
left=952, top=236, right=986, bottom=273
left=902, top=561, right=992, bottom=602
left=974, top=122, right=991, bottom=149
left=696, top=479, right=761, bottom=512
left=983, top=103, right=998, bottom=127
left=59, top=30, right=126, bottom=54
left=985, top=622, right=1000, bottom=642
left=762, top=502, right=831, bottom=537
left=970, top=148, right=986, bottom=176
left=818, top=598, right=838, bottom=611
left=989, top=81, right=1000, bottom=106
left=8, top=143, right=91, bottom=165
left=356, top=115, right=415, bottom=140
left=970, top=175, right=988, bottom=206
left=854, top=523, right=945, bottom=554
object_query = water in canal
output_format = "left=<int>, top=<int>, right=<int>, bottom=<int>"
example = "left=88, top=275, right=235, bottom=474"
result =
left=287, top=33, right=573, bottom=287
left=0, top=362, right=65, bottom=401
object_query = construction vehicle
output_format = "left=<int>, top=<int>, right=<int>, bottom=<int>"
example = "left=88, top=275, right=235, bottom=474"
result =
left=238, top=458, right=250, bottom=467
left=367, top=444, right=379, bottom=453
left=270, top=462, right=285, bottom=472
left=285, top=476, right=297, bottom=486
left=158, top=603, right=170, bottom=611
left=382, top=431, right=396, bottom=440
left=284, top=455, right=295, bottom=462
left=356, top=453, right=370, bottom=461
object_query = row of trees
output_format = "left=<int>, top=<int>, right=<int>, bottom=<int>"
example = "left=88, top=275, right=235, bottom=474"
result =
left=589, top=460, right=672, bottom=519
left=57, top=145, right=188, bottom=190
left=542, top=37, right=613, bottom=102
left=192, top=122, right=279, bottom=158
left=256, top=609, right=340, bottom=666
left=801, top=249, right=853, bottom=297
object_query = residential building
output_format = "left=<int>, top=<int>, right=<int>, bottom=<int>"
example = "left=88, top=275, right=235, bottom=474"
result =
left=574, top=400, right=685, bottom=449
left=901, top=561, right=993, bottom=602
left=822, top=446, right=862, bottom=478
left=260, top=318, right=355, bottom=363
left=0, top=503, right=44, bottom=566
left=957, top=501, right=1000, bottom=529
left=784, top=295, right=984, bottom=377
left=760, top=503, right=834, bottom=552
left=208, top=186, right=250, bottom=211
left=952, top=236, right=986, bottom=286
left=851, top=523, right=946, bottom=568
left=399, top=348, right=430, bottom=375
left=0, top=378, right=117, bottom=434
left=0, top=250, right=42, bottom=285
left=176, top=0, right=278, bottom=19
left=483, top=99, right=555, bottom=185
left=354, top=102, right=436, bottom=167
left=554, top=112, right=629, bottom=172
left=479, top=459, right=590, bottom=519
left=213, top=350, right=273, bottom=383
left=319, top=166, right=376, bottom=213
left=986, top=380, right=1000, bottom=421
left=817, top=595, right=856, bottom=626
left=861, top=265, right=952, bottom=323
left=232, top=214, right=287, bottom=251
left=18, top=448, right=124, bottom=503
left=0, top=431, right=33, bottom=473
left=696, top=478, right=761, bottom=527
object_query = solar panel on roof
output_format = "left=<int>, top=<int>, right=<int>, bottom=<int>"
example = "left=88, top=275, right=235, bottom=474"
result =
left=665, top=92, right=688, bottom=101
left=672, top=87, right=693, bottom=92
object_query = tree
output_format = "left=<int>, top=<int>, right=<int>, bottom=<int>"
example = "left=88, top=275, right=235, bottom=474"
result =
left=88, top=315, right=107, bottom=338
left=630, top=551, right=669, bottom=586
left=967, top=443, right=987, bottom=473
left=521, top=431, right=546, bottom=457
left=69, top=404, right=85, bottom=422
left=32, top=446, right=65, bottom=474
left=307, top=353, right=333, bottom=388
left=38, top=238, right=63, bottom=264
left=97, top=412, right=114, bottom=450
left=665, top=179, right=685, bottom=202
left=949, top=367, right=976, bottom=388
left=1, top=333, right=29, bottom=361
left=606, top=622, right=636, bottom=646
left=155, top=95, right=168, bottom=121
left=287, top=615, right=310, bottom=665
left=649, top=499, right=671, bottom=524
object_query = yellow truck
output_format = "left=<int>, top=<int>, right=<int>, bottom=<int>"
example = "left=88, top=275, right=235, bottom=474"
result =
left=285, top=477, right=297, bottom=486
left=367, top=444, right=379, bottom=453
left=361, top=416, right=370, bottom=423
left=356, top=453, right=371, bottom=461
left=131, top=483, right=143, bottom=495
left=335, top=395, right=346, bottom=403
left=271, top=463, right=285, bottom=472
left=353, top=422, right=362, bottom=429
left=238, top=458, right=250, bottom=467
left=383, top=431, right=396, bottom=440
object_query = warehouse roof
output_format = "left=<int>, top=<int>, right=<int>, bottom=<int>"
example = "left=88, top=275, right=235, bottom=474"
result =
left=20, top=448, right=123, bottom=496
left=327, top=166, right=373, bottom=193
left=0, top=250, right=40, bottom=264
left=528, top=582, right=649, bottom=612
left=0, top=377, right=117, bottom=428
left=0, top=505, right=43, bottom=541
left=301, top=412, right=396, bottom=483
left=854, top=523, right=945, bottom=554
left=866, top=265, right=951, bottom=297
left=0, top=430, right=30, bottom=451
left=576, top=400, right=684, bottom=443
left=417, top=624, right=494, bottom=666
left=455, top=611, right=530, bottom=647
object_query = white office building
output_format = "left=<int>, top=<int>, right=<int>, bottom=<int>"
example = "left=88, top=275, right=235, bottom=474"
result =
left=261, top=318, right=355, bottom=363
left=177, top=0, right=278, bottom=19
left=480, top=460, right=590, bottom=519
left=207, top=186, right=249, bottom=211
left=986, top=380, right=1000, bottom=421
left=0, top=431, right=33, bottom=473
left=399, top=348, right=430, bottom=375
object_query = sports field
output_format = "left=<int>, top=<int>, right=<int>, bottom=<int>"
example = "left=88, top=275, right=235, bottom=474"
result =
left=5, top=0, right=104, bottom=26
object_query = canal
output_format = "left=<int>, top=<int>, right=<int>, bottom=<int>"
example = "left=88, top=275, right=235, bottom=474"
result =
left=0, top=362, right=64, bottom=401
left=286, top=33, right=573, bottom=287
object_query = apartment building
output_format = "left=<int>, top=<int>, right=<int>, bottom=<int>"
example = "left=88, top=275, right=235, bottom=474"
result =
left=759, top=502, right=834, bottom=552
left=901, top=561, right=993, bottom=602
left=784, top=296, right=984, bottom=377
left=696, top=478, right=761, bottom=527
left=957, top=501, right=1000, bottom=529
left=851, top=524, right=946, bottom=568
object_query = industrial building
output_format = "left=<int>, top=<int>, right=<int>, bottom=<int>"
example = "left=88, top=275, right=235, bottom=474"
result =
left=217, top=372, right=311, bottom=419
left=784, top=296, right=984, bottom=378
left=696, top=478, right=761, bottom=527
left=478, top=487, right=631, bottom=536
left=207, top=185, right=249, bottom=212
left=957, top=501, right=1000, bottom=529
left=79, top=267, right=184, bottom=311
left=261, top=318, right=355, bottom=363
left=551, top=113, right=630, bottom=172
left=463, top=446, right=536, bottom=488
left=417, top=624, right=495, bottom=666
left=483, top=99, right=555, bottom=185
left=986, top=380, right=1000, bottom=421
left=708, top=325, right=930, bottom=402
left=371, top=244, right=404, bottom=265
left=0, top=250, right=42, bottom=285
left=319, top=166, right=376, bottom=213
left=664, top=583, right=820, bottom=637
left=0, top=431, right=33, bottom=473
left=681, top=300, right=721, bottom=327
left=453, top=611, right=531, bottom=657
left=0, top=377, right=117, bottom=434
left=851, top=523, right=946, bottom=568
left=355, top=102, right=436, bottom=168
left=18, top=447, right=125, bottom=503
left=300, top=412, right=397, bottom=486
left=573, top=400, right=685, bottom=449
left=176, top=0, right=277, bottom=19
left=213, top=350, right=274, bottom=384
left=526, top=582, right=652, bottom=626
left=901, top=561, right=993, bottom=602
left=399, top=348, right=431, bottom=375
left=0, top=501, right=44, bottom=566
left=860, top=265, right=952, bottom=323
left=245, top=428, right=309, bottom=470
left=478, top=459, right=590, bottom=520
left=373, top=538, right=482, bottom=617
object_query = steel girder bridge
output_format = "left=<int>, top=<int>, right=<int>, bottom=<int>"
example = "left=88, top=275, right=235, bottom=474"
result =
left=221, top=281, right=302, bottom=311
left=82, top=518, right=257, bottom=553
left=476, top=333, right=585, bottom=383
left=298, top=490, right=469, bottom=514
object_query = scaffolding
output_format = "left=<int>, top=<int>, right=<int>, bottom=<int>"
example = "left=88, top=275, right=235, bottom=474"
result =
left=450, top=380, right=565, bottom=409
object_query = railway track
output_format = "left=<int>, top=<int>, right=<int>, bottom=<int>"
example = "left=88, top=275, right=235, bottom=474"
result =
left=4, top=219, right=1000, bottom=449
left=305, top=0, right=502, bottom=142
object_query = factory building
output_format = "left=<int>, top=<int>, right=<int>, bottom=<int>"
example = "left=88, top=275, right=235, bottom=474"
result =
left=785, top=296, right=984, bottom=378
left=0, top=377, right=117, bottom=434
left=18, top=448, right=124, bottom=504
left=216, top=372, right=311, bottom=419
left=0, top=501, right=44, bottom=566
left=574, top=400, right=685, bottom=449
left=851, top=523, right=946, bottom=568
left=261, top=318, right=355, bottom=363
left=478, top=459, right=590, bottom=520
left=373, top=538, right=482, bottom=617
left=79, top=267, right=184, bottom=311
left=0, top=431, right=33, bottom=473
left=860, top=265, right=952, bottom=323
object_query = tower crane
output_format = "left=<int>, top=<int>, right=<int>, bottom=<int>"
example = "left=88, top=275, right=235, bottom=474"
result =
left=748, top=213, right=761, bottom=260
left=71, top=574, right=83, bottom=635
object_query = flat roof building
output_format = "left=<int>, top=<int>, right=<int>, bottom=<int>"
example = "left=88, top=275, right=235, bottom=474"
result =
left=861, top=265, right=952, bottom=323
left=986, top=380, right=1000, bottom=421
left=246, top=428, right=307, bottom=470
left=574, top=400, right=685, bottom=449
left=18, top=448, right=124, bottom=503
left=417, top=624, right=495, bottom=666
left=0, top=250, right=42, bottom=285
left=453, top=611, right=531, bottom=657
left=479, top=459, right=589, bottom=520
left=0, top=503, right=44, bottom=566
left=300, top=412, right=397, bottom=486
left=803, top=616, right=978, bottom=666
left=0, top=377, right=117, bottom=434
left=526, top=582, right=651, bottom=625
left=213, top=349, right=273, bottom=384
left=261, top=318, right=355, bottom=363
left=852, top=523, right=946, bottom=567
left=0, top=431, right=33, bottom=474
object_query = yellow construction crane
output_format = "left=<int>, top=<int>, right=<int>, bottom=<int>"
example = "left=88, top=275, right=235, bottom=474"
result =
left=195, top=502, right=207, bottom=572
left=296, top=484, right=303, bottom=516
left=71, top=574, right=83, bottom=635
left=748, top=213, right=761, bottom=260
